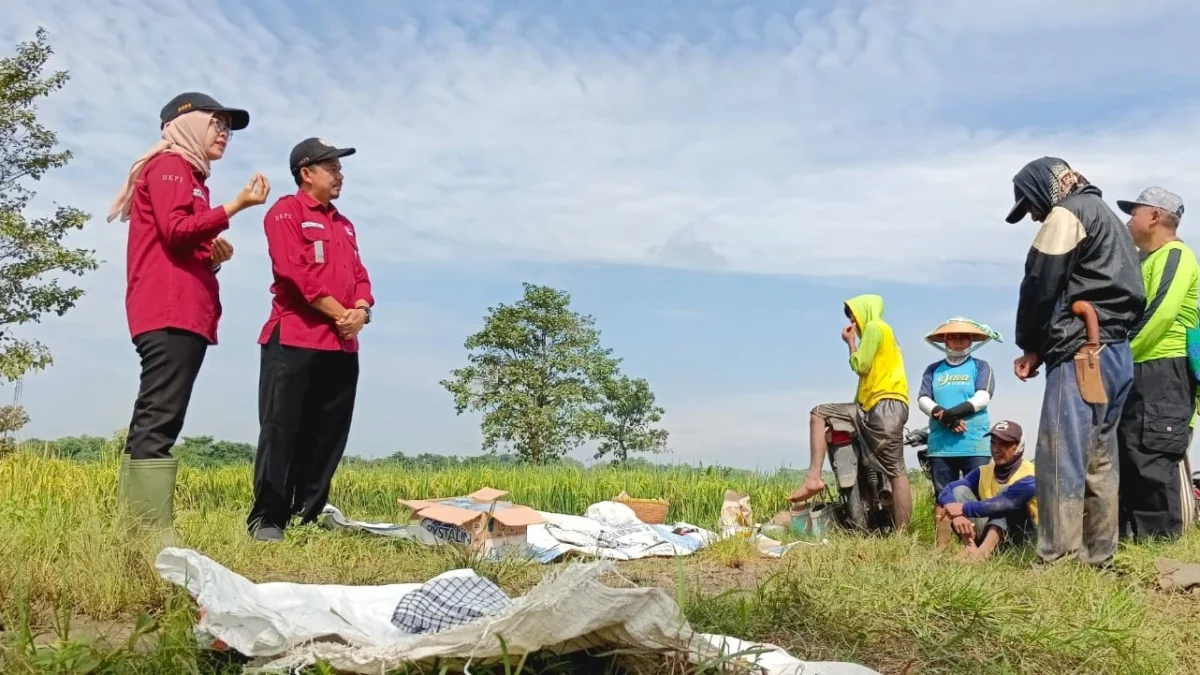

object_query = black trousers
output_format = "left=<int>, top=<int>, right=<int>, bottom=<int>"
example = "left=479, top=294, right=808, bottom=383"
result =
left=1117, top=357, right=1194, bottom=540
left=247, top=327, right=359, bottom=532
left=124, top=329, right=209, bottom=460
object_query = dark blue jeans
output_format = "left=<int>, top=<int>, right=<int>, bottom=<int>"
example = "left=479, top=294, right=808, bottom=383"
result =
left=930, top=455, right=992, bottom=496
left=1036, top=342, right=1134, bottom=567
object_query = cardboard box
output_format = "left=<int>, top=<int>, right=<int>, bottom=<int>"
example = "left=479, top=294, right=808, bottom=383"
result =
left=398, top=487, right=543, bottom=556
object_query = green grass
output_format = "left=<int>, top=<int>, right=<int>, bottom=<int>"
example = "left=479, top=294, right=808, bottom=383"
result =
left=2, top=448, right=1200, bottom=674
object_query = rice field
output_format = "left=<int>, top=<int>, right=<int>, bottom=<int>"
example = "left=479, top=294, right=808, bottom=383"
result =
left=3, top=444, right=1200, bottom=675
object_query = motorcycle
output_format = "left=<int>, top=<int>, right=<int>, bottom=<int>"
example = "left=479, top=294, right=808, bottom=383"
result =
left=822, top=420, right=913, bottom=534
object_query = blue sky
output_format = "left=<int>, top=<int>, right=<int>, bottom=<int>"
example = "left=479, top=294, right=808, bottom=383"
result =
left=4, top=0, right=1200, bottom=469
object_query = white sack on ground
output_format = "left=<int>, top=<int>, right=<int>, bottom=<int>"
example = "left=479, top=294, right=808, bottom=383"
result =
left=584, top=500, right=641, bottom=527
left=320, top=504, right=807, bottom=562
left=529, top=511, right=713, bottom=562
left=156, top=548, right=880, bottom=675
left=528, top=513, right=808, bottom=562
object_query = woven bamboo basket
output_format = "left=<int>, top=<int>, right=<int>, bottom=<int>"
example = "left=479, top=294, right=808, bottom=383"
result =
left=613, top=495, right=670, bottom=524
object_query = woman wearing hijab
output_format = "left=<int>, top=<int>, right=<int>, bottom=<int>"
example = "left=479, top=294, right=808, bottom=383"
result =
left=916, top=317, right=1002, bottom=548
left=107, top=92, right=271, bottom=541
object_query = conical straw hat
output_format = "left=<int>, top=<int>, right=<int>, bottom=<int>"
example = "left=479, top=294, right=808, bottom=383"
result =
left=926, top=319, right=993, bottom=344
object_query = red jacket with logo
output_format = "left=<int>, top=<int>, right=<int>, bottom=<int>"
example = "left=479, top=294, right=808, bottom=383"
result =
left=257, top=191, right=374, bottom=352
left=125, top=153, right=229, bottom=344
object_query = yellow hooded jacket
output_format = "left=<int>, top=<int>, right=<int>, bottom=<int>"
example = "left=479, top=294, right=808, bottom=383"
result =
left=845, top=294, right=909, bottom=411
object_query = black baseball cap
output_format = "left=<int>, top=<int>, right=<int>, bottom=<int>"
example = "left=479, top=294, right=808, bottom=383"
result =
left=985, top=420, right=1024, bottom=443
left=160, top=92, right=249, bottom=130
left=289, top=137, right=357, bottom=174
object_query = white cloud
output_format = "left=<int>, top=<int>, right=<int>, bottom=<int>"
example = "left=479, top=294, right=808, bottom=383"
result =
left=4, top=0, right=1200, bottom=281
left=5, top=1, right=1200, bottom=465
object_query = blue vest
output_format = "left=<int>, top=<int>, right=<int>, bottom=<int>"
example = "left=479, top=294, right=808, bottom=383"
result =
left=927, top=359, right=990, bottom=457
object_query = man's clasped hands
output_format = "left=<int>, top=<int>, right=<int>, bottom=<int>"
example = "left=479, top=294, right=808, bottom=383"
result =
left=336, top=305, right=369, bottom=339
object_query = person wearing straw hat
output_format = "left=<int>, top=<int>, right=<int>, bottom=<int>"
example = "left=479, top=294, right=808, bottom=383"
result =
left=108, top=92, right=270, bottom=543
left=1115, top=186, right=1199, bottom=540
left=916, top=317, right=1002, bottom=548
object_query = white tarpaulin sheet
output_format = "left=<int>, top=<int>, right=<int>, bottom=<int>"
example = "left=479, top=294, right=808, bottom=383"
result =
left=530, top=510, right=712, bottom=562
left=156, top=548, right=880, bottom=675
left=320, top=504, right=808, bottom=563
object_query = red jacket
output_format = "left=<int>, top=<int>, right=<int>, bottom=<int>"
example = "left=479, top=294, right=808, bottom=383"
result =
left=125, top=153, right=229, bottom=343
left=258, top=191, right=374, bottom=352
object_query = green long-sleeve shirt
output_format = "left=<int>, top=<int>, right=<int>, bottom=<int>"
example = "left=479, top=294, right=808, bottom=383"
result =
left=1129, top=240, right=1200, bottom=363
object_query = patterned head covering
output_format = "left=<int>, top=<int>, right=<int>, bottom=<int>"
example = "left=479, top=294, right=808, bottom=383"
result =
left=1006, top=157, right=1091, bottom=224
left=925, top=317, right=1003, bottom=357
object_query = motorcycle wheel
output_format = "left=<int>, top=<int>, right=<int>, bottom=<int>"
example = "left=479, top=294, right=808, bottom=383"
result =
left=840, top=481, right=870, bottom=533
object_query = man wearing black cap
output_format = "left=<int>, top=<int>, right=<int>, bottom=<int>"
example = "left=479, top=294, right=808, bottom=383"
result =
left=1116, top=186, right=1199, bottom=540
left=1003, top=157, right=1144, bottom=568
left=246, top=137, right=373, bottom=542
left=937, top=420, right=1038, bottom=562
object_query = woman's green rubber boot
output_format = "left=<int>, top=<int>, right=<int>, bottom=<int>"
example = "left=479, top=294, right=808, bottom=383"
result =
left=116, top=453, right=131, bottom=504
left=118, top=457, right=179, bottom=547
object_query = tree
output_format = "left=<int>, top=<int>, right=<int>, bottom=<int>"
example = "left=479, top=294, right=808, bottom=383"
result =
left=47, top=434, right=108, bottom=461
left=0, top=28, right=99, bottom=439
left=441, top=283, right=619, bottom=464
left=594, top=374, right=669, bottom=464
left=0, top=403, right=27, bottom=456
left=173, top=436, right=255, bottom=467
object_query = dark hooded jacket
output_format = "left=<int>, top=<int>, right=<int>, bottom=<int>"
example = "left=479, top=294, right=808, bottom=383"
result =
left=1009, top=158, right=1145, bottom=369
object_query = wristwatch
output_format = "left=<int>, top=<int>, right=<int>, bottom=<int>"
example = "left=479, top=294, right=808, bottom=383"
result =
left=362, top=306, right=372, bottom=324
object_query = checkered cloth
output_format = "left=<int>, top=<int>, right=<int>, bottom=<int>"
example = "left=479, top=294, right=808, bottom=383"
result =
left=390, top=574, right=513, bottom=634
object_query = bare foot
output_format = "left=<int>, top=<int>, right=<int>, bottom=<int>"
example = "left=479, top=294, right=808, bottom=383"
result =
left=962, top=549, right=990, bottom=564
left=788, top=475, right=826, bottom=503
left=957, top=544, right=980, bottom=562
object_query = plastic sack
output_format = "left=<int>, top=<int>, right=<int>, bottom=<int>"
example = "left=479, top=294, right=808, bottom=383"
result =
left=585, top=500, right=641, bottom=527
left=156, top=548, right=882, bottom=675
